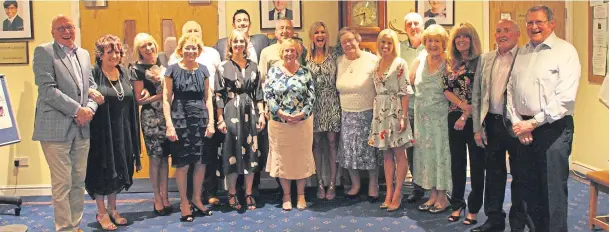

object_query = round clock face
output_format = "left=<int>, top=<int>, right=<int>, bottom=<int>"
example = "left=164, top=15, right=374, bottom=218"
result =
left=351, top=1, right=378, bottom=27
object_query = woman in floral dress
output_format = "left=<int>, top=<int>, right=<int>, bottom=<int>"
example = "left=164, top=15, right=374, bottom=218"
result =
left=410, top=24, right=452, bottom=214
left=368, top=29, right=414, bottom=212
left=215, top=30, right=265, bottom=211
left=306, top=21, right=341, bottom=200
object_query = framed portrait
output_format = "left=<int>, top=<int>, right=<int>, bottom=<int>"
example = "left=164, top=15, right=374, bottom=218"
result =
left=259, top=0, right=302, bottom=30
left=416, top=0, right=455, bottom=26
left=0, top=0, right=33, bottom=40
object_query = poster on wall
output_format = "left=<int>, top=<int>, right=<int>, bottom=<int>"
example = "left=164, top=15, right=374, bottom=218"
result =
left=0, top=0, right=33, bottom=40
left=260, top=0, right=302, bottom=29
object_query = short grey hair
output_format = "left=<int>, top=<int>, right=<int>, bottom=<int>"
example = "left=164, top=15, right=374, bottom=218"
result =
left=527, top=5, right=554, bottom=21
left=403, top=12, right=423, bottom=24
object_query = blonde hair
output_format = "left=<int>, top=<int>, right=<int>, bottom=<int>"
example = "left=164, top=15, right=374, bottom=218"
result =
left=279, top=39, right=301, bottom=59
left=225, top=29, right=249, bottom=60
left=447, top=22, right=482, bottom=70
left=133, top=33, right=159, bottom=62
left=422, top=24, right=449, bottom=52
left=376, top=29, right=401, bottom=58
left=174, top=33, right=204, bottom=59
left=306, top=21, right=329, bottom=61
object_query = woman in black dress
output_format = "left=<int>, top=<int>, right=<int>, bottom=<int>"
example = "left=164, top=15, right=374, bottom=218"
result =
left=215, top=30, right=265, bottom=211
left=85, top=34, right=141, bottom=230
left=163, top=34, right=215, bottom=222
left=130, top=33, right=172, bottom=216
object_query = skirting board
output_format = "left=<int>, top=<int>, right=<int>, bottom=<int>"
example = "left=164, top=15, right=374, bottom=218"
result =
left=0, top=184, right=52, bottom=197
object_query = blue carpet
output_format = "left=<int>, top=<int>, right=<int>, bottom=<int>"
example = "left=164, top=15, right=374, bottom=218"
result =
left=0, top=176, right=607, bottom=232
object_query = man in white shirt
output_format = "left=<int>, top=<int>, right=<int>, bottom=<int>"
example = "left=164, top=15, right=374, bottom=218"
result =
left=471, top=19, right=526, bottom=232
left=506, top=5, right=580, bottom=232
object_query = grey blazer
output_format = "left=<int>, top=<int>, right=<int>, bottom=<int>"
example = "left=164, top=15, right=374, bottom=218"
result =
left=472, top=50, right=497, bottom=134
left=214, top=34, right=270, bottom=63
left=32, top=42, right=98, bottom=142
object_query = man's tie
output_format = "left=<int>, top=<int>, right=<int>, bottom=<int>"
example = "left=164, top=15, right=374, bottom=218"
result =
left=277, top=12, right=282, bottom=20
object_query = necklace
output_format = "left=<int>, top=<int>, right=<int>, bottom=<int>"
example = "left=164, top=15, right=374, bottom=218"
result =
left=102, top=69, right=124, bottom=101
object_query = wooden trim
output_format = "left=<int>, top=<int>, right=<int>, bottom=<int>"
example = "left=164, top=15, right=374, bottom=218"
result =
left=588, top=5, right=606, bottom=84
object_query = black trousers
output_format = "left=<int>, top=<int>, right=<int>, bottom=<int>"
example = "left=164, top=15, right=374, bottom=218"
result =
left=483, top=113, right=526, bottom=229
left=448, top=112, right=485, bottom=213
left=515, top=115, right=573, bottom=232
left=407, top=116, right=424, bottom=196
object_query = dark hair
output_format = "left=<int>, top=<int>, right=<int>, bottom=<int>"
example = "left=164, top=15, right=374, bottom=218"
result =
left=527, top=5, right=554, bottom=21
left=424, top=18, right=437, bottom=29
left=232, top=9, right=250, bottom=24
left=94, top=34, right=125, bottom=65
left=3, top=1, right=17, bottom=9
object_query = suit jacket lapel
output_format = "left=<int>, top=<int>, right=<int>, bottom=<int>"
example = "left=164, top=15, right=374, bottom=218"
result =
left=53, top=42, right=82, bottom=93
left=485, top=52, right=498, bottom=97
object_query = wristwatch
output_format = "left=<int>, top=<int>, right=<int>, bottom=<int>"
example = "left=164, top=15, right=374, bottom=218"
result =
left=460, top=116, right=466, bottom=121
left=529, top=119, right=539, bottom=127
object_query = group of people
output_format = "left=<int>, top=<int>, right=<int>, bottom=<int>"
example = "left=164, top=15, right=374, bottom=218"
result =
left=33, top=4, right=579, bottom=232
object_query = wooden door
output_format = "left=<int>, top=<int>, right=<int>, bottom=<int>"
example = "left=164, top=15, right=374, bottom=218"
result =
left=489, top=1, right=566, bottom=50
left=80, top=1, right=219, bottom=179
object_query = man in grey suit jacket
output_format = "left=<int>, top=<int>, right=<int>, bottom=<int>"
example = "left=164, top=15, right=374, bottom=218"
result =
left=471, top=19, right=526, bottom=232
left=32, top=15, right=99, bottom=232
left=214, top=9, right=269, bottom=63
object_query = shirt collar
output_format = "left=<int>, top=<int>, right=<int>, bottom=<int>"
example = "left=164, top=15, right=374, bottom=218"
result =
left=7, top=15, right=16, bottom=22
left=526, top=32, right=557, bottom=50
left=497, top=44, right=519, bottom=57
left=275, top=9, right=286, bottom=15
left=56, top=42, right=78, bottom=54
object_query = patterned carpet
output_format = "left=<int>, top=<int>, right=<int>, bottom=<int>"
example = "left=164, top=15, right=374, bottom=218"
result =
left=0, top=176, right=607, bottom=232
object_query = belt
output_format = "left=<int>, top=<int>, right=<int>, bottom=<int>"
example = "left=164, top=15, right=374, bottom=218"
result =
left=486, top=113, right=504, bottom=120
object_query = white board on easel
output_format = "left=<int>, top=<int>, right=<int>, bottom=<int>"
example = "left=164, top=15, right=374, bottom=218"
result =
left=0, top=74, right=21, bottom=146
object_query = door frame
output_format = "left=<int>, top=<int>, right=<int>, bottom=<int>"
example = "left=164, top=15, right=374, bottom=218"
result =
left=482, top=0, right=573, bottom=53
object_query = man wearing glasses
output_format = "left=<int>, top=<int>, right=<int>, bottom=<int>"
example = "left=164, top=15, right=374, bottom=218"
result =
left=506, top=5, right=580, bottom=232
left=2, top=1, right=23, bottom=31
left=32, top=15, right=99, bottom=232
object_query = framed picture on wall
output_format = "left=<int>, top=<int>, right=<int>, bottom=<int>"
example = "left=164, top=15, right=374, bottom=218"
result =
left=260, top=0, right=302, bottom=30
left=416, top=0, right=455, bottom=26
left=0, top=0, right=33, bottom=40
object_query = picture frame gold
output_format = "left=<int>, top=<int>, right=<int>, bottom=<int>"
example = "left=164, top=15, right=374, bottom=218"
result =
left=0, top=41, right=28, bottom=64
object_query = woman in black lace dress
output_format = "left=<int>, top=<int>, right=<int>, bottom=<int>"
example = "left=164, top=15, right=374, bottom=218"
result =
left=163, top=34, right=215, bottom=222
left=85, top=34, right=140, bottom=230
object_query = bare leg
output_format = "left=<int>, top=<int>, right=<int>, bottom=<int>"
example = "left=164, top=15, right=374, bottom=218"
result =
left=191, top=163, right=207, bottom=211
left=245, top=173, right=256, bottom=210
left=312, top=133, right=325, bottom=199
left=279, top=178, right=292, bottom=210
left=175, top=165, right=191, bottom=217
left=434, top=190, right=450, bottom=209
left=149, top=156, right=163, bottom=211
left=326, top=132, right=338, bottom=200
left=424, top=188, right=438, bottom=206
left=227, top=173, right=241, bottom=209
left=107, top=193, right=127, bottom=225
left=159, top=157, right=170, bottom=208
left=347, top=169, right=360, bottom=195
left=390, top=147, right=408, bottom=208
left=296, top=179, right=307, bottom=210
left=368, top=167, right=379, bottom=198
left=95, top=195, right=117, bottom=230
left=382, top=151, right=395, bottom=207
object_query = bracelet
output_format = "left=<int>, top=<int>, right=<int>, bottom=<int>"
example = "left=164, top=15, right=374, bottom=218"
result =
left=216, top=120, right=224, bottom=125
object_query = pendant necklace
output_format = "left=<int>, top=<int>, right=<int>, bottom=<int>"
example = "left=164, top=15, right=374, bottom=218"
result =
left=103, top=69, right=124, bottom=101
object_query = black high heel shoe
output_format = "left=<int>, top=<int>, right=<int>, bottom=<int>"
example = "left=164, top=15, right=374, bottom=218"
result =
left=228, top=193, right=242, bottom=210
left=344, top=193, right=359, bottom=200
left=191, top=204, right=213, bottom=216
left=153, top=204, right=166, bottom=216
left=463, top=213, right=478, bottom=225
left=163, top=205, right=172, bottom=215
left=448, top=205, right=465, bottom=222
left=179, top=204, right=194, bottom=222
left=367, top=195, right=380, bottom=203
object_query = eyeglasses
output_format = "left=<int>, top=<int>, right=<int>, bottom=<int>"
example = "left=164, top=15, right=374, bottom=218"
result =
left=55, top=25, right=75, bottom=32
left=526, top=20, right=548, bottom=27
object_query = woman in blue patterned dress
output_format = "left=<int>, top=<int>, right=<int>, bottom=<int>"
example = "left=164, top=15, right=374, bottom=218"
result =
left=264, top=39, right=316, bottom=211
left=369, top=29, right=414, bottom=212
left=306, top=21, right=341, bottom=200
left=163, top=34, right=215, bottom=222
left=410, top=24, right=452, bottom=214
